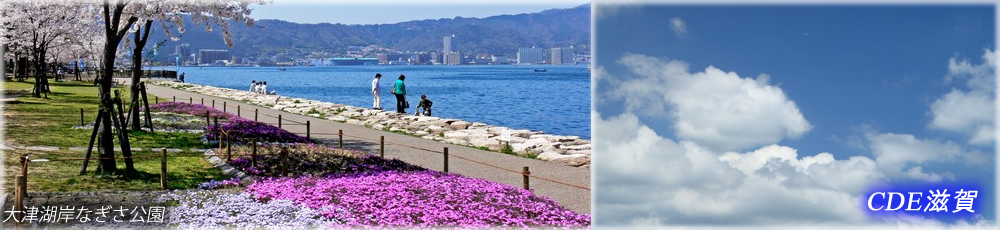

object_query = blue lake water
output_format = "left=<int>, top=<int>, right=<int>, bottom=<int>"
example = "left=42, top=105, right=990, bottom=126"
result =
left=167, top=65, right=591, bottom=139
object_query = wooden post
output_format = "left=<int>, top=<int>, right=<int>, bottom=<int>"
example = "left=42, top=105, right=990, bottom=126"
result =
left=251, top=140, right=258, bottom=167
left=113, top=91, right=127, bottom=130
left=140, top=83, right=154, bottom=133
left=223, top=101, right=227, bottom=113
left=213, top=117, right=219, bottom=141
left=201, top=98, right=204, bottom=105
left=254, top=109, right=258, bottom=121
left=80, top=108, right=84, bottom=126
left=20, top=154, right=28, bottom=194
left=212, top=99, right=215, bottom=108
left=109, top=96, right=137, bottom=172
left=380, top=136, right=385, bottom=158
left=338, top=129, right=343, bottom=149
left=81, top=110, right=104, bottom=175
left=172, top=96, right=175, bottom=102
left=278, top=114, right=282, bottom=128
left=17, top=154, right=28, bottom=223
left=189, top=97, right=192, bottom=104
left=522, top=166, right=530, bottom=190
left=280, top=147, right=288, bottom=177
left=226, top=134, right=232, bottom=162
left=306, top=120, right=311, bottom=141
left=237, top=105, right=241, bottom=117
left=15, top=175, right=25, bottom=224
left=155, top=97, right=158, bottom=104
left=160, top=148, right=167, bottom=189
left=443, top=147, right=449, bottom=172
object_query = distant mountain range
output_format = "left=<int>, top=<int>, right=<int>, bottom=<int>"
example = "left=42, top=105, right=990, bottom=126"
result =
left=149, top=3, right=590, bottom=61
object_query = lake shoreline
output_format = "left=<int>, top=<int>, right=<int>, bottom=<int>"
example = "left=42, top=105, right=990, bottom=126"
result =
left=149, top=80, right=591, bottom=168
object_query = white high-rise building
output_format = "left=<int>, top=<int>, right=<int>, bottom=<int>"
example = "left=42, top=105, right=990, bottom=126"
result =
left=443, top=34, right=455, bottom=65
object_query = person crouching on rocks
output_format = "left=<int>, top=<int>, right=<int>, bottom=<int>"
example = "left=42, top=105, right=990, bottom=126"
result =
left=416, top=94, right=432, bottom=116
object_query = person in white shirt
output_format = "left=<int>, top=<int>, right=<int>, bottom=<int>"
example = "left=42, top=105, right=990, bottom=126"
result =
left=260, top=81, right=268, bottom=95
left=371, top=73, right=382, bottom=110
left=249, top=80, right=257, bottom=93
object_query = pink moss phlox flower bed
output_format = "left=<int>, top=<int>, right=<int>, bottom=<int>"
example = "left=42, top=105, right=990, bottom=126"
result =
left=148, top=101, right=231, bottom=119
left=227, top=143, right=424, bottom=177
left=246, top=171, right=591, bottom=227
left=206, top=117, right=309, bottom=143
left=149, top=102, right=308, bottom=143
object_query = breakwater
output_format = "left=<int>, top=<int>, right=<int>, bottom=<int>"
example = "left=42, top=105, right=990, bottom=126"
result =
left=152, top=81, right=591, bottom=168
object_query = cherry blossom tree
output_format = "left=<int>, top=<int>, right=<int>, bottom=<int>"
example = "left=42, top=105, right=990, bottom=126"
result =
left=93, top=0, right=265, bottom=173
left=2, top=0, right=266, bottom=174
left=0, top=1, right=93, bottom=98
left=121, top=0, right=265, bottom=131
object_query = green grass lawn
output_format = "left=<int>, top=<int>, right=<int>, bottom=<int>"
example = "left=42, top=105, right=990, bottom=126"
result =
left=4, top=79, right=227, bottom=192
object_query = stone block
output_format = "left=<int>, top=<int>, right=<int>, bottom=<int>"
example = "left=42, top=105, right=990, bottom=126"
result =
left=551, top=154, right=590, bottom=167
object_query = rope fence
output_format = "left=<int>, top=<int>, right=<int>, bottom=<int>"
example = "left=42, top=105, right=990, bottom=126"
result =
left=15, top=95, right=589, bottom=206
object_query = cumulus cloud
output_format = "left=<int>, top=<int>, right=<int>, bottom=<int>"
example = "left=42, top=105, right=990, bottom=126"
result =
left=866, top=132, right=991, bottom=182
left=594, top=111, right=992, bottom=226
left=607, top=53, right=812, bottom=151
left=670, top=17, right=687, bottom=37
left=596, top=52, right=994, bottom=226
left=946, top=49, right=996, bottom=92
left=594, top=111, right=874, bottom=225
left=929, top=49, right=996, bottom=145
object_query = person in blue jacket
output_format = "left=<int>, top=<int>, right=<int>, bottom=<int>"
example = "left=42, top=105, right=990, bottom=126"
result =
left=392, top=74, right=407, bottom=113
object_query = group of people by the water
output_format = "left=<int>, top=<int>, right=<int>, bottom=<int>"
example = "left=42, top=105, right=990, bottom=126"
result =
left=371, top=73, right=431, bottom=116
left=248, top=80, right=273, bottom=95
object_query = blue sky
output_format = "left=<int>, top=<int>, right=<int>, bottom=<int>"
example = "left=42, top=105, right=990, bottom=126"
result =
left=594, top=5, right=995, bottom=226
left=249, top=1, right=584, bottom=25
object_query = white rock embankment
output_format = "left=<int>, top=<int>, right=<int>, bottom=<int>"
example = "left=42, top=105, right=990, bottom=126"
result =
left=153, top=81, right=590, bottom=168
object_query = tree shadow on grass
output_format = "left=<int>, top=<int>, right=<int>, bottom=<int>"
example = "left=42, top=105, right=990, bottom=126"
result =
left=84, top=168, right=221, bottom=190
left=5, top=100, right=45, bottom=105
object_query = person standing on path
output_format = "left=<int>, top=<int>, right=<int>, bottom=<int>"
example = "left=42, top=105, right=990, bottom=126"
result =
left=392, top=74, right=407, bottom=113
left=371, top=73, right=382, bottom=110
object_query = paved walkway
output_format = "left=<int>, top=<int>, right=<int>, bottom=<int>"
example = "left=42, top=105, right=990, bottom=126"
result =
left=142, top=82, right=591, bottom=214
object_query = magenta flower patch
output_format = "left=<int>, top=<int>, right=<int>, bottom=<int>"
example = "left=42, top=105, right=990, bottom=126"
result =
left=246, top=171, right=591, bottom=227
left=148, top=102, right=231, bottom=119
left=206, top=118, right=309, bottom=143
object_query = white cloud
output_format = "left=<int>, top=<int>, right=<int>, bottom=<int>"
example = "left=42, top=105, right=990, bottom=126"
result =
left=946, top=49, right=996, bottom=92
left=592, top=65, right=609, bottom=82
left=608, top=53, right=812, bottom=151
left=596, top=52, right=995, bottom=226
left=930, top=49, right=996, bottom=145
left=865, top=132, right=989, bottom=182
left=670, top=17, right=687, bottom=37
left=968, top=125, right=994, bottom=145
left=594, top=110, right=995, bottom=225
left=594, top=111, right=874, bottom=225
left=929, top=90, right=992, bottom=132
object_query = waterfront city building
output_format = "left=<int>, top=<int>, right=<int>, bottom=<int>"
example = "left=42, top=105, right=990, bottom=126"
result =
left=443, top=34, right=455, bottom=65
left=197, top=49, right=230, bottom=65
left=517, top=47, right=546, bottom=64
left=551, top=47, right=575, bottom=65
